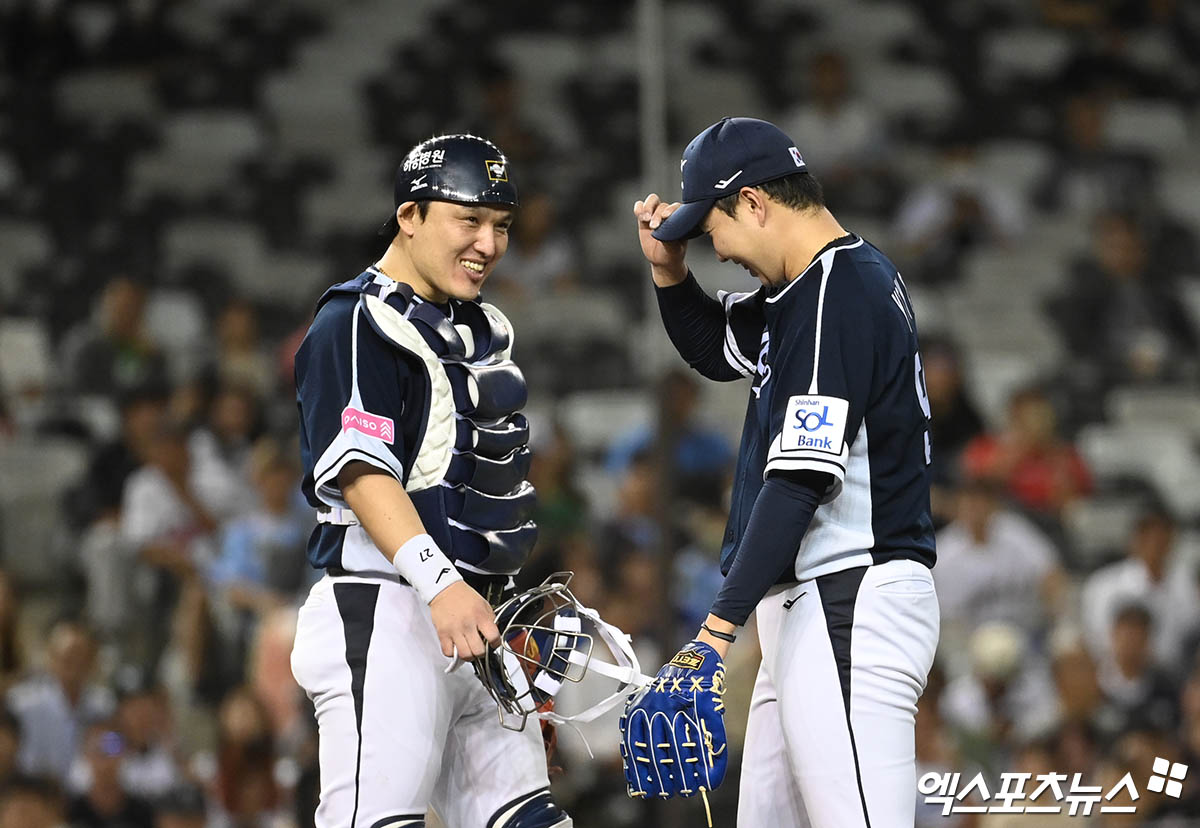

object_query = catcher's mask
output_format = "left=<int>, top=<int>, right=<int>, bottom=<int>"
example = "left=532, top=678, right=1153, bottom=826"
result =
left=474, top=572, right=649, bottom=731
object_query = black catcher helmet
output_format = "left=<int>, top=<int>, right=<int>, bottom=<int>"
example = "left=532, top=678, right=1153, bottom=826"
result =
left=381, top=133, right=518, bottom=237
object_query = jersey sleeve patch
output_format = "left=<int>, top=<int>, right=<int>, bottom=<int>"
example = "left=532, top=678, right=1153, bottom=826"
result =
left=341, top=406, right=395, bottom=444
left=779, top=395, right=848, bottom=455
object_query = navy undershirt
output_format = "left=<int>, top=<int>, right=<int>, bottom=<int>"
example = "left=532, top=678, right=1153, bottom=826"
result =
left=709, top=472, right=825, bottom=627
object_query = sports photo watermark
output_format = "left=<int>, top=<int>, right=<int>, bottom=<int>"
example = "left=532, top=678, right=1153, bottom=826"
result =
left=919, top=757, right=1188, bottom=817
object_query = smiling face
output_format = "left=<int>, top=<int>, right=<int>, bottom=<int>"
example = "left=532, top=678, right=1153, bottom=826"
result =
left=700, top=196, right=783, bottom=288
left=400, top=200, right=514, bottom=302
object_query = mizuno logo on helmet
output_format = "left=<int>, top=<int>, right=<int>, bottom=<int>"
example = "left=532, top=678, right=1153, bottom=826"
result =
left=410, top=175, right=428, bottom=191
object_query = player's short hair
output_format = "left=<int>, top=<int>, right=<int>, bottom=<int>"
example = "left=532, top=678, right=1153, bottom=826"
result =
left=713, top=171, right=825, bottom=218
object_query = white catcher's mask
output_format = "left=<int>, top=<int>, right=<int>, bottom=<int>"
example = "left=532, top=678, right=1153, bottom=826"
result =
left=473, top=572, right=651, bottom=731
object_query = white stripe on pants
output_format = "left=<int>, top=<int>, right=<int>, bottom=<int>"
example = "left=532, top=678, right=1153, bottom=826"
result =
left=738, top=559, right=939, bottom=828
left=290, top=574, right=551, bottom=828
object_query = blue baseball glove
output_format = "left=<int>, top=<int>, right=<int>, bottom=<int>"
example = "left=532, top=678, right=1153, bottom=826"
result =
left=619, top=641, right=728, bottom=799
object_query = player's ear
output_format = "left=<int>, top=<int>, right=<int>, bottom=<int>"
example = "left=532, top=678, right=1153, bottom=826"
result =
left=396, top=201, right=424, bottom=237
left=741, top=187, right=768, bottom=228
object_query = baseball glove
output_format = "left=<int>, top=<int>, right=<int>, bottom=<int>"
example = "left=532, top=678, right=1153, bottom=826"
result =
left=619, top=641, right=728, bottom=799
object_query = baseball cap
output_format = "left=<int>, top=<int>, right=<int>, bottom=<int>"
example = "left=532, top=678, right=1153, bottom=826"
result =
left=380, top=134, right=519, bottom=237
left=652, top=117, right=808, bottom=242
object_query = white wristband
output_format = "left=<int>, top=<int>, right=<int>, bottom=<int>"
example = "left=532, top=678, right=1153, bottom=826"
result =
left=392, top=534, right=463, bottom=604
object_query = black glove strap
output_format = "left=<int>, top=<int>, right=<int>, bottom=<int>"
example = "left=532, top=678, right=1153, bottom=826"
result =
left=700, top=624, right=737, bottom=644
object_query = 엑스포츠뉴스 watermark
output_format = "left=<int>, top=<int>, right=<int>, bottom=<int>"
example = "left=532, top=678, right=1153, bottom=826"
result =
left=919, top=756, right=1189, bottom=817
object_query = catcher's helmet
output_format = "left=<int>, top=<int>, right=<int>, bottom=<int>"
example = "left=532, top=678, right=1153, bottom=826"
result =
left=381, top=134, right=518, bottom=237
left=473, top=572, right=651, bottom=731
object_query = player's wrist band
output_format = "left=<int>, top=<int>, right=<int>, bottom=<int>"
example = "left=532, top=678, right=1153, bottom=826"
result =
left=392, top=533, right=463, bottom=604
left=700, top=624, right=737, bottom=644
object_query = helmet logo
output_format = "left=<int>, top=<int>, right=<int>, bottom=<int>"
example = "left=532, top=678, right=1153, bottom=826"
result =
left=410, top=174, right=428, bottom=192
left=486, top=161, right=508, bottom=182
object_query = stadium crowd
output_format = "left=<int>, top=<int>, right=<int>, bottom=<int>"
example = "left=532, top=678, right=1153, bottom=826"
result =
left=0, top=0, right=1199, bottom=825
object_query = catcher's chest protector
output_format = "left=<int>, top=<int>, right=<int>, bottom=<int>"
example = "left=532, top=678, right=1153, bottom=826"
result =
left=357, top=272, right=537, bottom=575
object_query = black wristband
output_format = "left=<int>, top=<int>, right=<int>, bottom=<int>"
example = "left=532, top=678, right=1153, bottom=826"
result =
left=701, top=624, right=737, bottom=644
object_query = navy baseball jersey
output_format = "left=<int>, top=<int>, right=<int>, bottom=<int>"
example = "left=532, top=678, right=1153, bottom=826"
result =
left=295, top=268, right=536, bottom=577
left=713, top=234, right=936, bottom=581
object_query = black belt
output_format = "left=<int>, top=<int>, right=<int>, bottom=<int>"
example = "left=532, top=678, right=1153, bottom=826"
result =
left=325, top=566, right=511, bottom=607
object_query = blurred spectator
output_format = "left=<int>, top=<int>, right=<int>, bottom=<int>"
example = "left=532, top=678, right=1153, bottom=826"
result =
left=893, top=125, right=1026, bottom=284
left=489, top=190, right=579, bottom=297
left=120, top=422, right=219, bottom=672
left=1047, top=632, right=1107, bottom=735
left=1034, top=91, right=1152, bottom=215
left=1080, top=508, right=1200, bottom=670
left=1096, top=603, right=1178, bottom=734
left=469, top=61, right=557, bottom=169
left=7, top=619, right=114, bottom=784
left=596, top=452, right=662, bottom=559
left=0, top=573, right=22, bottom=695
left=961, top=386, right=1092, bottom=519
left=66, top=723, right=155, bottom=828
left=1179, top=655, right=1200, bottom=813
left=606, top=368, right=733, bottom=503
left=940, top=623, right=1058, bottom=767
left=188, top=383, right=260, bottom=521
left=152, top=785, right=208, bottom=828
left=1048, top=210, right=1197, bottom=388
left=933, top=479, right=1066, bottom=653
left=61, top=277, right=168, bottom=399
left=211, top=687, right=283, bottom=828
left=214, top=301, right=275, bottom=400
left=113, top=671, right=179, bottom=801
left=0, top=775, right=65, bottom=828
left=70, top=384, right=168, bottom=532
left=0, top=708, right=20, bottom=789
left=525, top=420, right=589, bottom=581
left=781, top=50, right=897, bottom=216
left=209, top=440, right=310, bottom=675
left=923, top=335, right=985, bottom=477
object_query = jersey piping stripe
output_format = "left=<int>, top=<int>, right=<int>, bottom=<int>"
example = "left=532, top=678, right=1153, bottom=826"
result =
left=485, top=785, right=552, bottom=828
left=720, top=291, right=757, bottom=377
left=334, top=582, right=381, bottom=828
left=807, top=259, right=832, bottom=394
left=817, top=567, right=873, bottom=827
left=765, top=235, right=864, bottom=306
left=369, top=816, right=425, bottom=828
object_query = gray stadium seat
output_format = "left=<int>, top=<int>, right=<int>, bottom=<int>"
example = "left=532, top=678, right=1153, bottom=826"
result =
left=1107, top=386, right=1200, bottom=436
left=0, top=220, right=50, bottom=303
left=0, top=438, right=89, bottom=586
left=1104, top=99, right=1190, bottom=157
left=982, top=28, right=1072, bottom=84
left=860, top=64, right=959, bottom=125
left=556, top=389, right=652, bottom=457
left=56, top=70, right=160, bottom=125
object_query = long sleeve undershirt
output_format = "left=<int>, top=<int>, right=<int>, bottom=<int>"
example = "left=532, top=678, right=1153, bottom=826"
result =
left=709, top=472, right=827, bottom=627
left=655, top=272, right=745, bottom=382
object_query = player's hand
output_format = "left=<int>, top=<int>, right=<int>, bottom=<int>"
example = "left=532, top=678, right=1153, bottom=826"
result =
left=634, top=194, right=688, bottom=286
left=429, top=581, right=501, bottom=660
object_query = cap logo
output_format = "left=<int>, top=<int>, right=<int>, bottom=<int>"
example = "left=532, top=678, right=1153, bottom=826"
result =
left=410, top=174, right=428, bottom=191
left=486, top=161, right=508, bottom=181
left=714, top=169, right=743, bottom=190
left=789, top=146, right=804, bottom=167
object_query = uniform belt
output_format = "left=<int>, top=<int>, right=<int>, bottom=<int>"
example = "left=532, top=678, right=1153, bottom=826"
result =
left=317, top=507, right=359, bottom=526
left=324, top=565, right=511, bottom=607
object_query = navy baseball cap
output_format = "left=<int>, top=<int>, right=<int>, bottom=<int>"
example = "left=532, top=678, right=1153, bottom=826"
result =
left=652, top=117, right=808, bottom=242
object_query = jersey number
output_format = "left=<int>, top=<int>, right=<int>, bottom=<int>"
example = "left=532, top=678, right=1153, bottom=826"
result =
left=914, top=353, right=931, bottom=465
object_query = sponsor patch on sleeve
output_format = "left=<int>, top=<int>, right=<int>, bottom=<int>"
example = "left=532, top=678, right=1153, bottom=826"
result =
left=780, top=395, right=848, bottom=455
left=341, top=406, right=395, bottom=445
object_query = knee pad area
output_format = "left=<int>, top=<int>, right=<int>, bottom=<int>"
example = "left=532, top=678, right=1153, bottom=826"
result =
left=490, top=791, right=572, bottom=828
